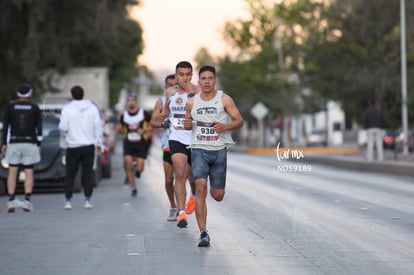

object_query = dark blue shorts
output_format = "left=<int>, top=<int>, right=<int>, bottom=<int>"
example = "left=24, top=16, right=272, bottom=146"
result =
left=191, top=148, right=227, bottom=189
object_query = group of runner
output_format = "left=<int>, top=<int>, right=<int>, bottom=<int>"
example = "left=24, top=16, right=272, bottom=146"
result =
left=1, top=61, right=244, bottom=248
left=148, top=61, right=244, bottom=247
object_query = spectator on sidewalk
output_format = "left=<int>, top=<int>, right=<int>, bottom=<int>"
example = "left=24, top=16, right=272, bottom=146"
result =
left=1, top=84, right=42, bottom=212
left=363, top=100, right=385, bottom=162
left=59, top=85, right=103, bottom=209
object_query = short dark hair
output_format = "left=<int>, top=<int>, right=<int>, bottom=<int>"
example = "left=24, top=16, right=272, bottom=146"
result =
left=70, top=85, right=84, bottom=100
left=199, top=65, right=216, bottom=76
left=165, top=74, right=175, bottom=84
left=176, top=61, right=193, bottom=71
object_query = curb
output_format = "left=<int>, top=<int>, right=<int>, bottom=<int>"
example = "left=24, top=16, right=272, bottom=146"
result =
left=239, top=146, right=414, bottom=178
left=302, top=155, right=414, bottom=178
left=245, top=147, right=363, bottom=155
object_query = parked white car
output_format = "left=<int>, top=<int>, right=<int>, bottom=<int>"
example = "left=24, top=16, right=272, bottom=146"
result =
left=307, top=129, right=327, bottom=146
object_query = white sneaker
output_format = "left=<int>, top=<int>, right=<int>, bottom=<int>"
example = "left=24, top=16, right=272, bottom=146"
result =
left=64, top=201, right=72, bottom=210
left=7, top=200, right=17, bottom=213
left=84, top=200, right=93, bottom=209
left=22, top=200, right=34, bottom=212
left=167, top=208, right=178, bottom=222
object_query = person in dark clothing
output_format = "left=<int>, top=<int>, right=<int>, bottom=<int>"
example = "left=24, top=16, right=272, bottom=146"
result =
left=117, top=93, right=152, bottom=197
left=363, top=100, right=385, bottom=162
left=1, top=84, right=42, bottom=212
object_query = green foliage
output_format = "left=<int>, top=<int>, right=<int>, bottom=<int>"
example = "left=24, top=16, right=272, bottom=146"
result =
left=193, top=47, right=216, bottom=71
left=0, top=0, right=143, bottom=109
left=218, top=0, right=414, bottom=129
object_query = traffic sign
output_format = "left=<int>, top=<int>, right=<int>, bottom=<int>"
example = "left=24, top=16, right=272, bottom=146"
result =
left=251, top=102, right=269, bottom=120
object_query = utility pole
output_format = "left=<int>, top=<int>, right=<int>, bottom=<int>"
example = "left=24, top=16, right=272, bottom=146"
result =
left=400, top=0, right=409, bottom=155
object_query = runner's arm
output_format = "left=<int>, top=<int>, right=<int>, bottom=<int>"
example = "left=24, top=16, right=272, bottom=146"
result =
left=213, top=94, right=243, bottom=133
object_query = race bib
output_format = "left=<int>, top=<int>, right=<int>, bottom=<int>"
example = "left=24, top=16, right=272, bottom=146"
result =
left=172, top=114, right=185, bottom=130
left=196, top=121, right=218, bottom=141
left=127, top=132, right=141, bottom=142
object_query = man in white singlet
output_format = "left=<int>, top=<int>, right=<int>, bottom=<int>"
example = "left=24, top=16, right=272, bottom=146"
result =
left=161, top=61, right=200, bottom=228
left=184, top=65, right=243, bottom=247
left=150, top=74, right=178, bottom=221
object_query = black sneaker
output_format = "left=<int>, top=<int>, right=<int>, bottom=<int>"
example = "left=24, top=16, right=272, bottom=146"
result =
left=131, top=189, right=138, bottom=197
left=198, top=231, right=210, bottom=247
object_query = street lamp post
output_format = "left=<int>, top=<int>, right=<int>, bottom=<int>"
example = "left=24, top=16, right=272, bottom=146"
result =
left=275, top=19, right=289, bottom=146
left=275, top=19, right=285, bottom=77
left=400, top=0, right=409, bottom=155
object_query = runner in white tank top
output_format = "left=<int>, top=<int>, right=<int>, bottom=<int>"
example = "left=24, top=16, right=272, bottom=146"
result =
left=160, top=61, right=200, bottom=228
left=189, top=90, right=234, bottom=150
left=150, top=74, right=178, bottom=221
left=168, top=88, right=192, bottom=145
left=184, top=65, right=244, bottom=247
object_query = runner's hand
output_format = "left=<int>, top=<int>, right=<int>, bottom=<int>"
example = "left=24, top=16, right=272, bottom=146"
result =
left=184, top=118, right=193, bottom=130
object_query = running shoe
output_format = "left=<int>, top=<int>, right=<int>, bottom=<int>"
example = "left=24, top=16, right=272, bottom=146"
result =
left=176, top=212, right=188, bottom=228
left=22, top=200, right=34, bottom=212
left=64, top=201, right=72, bottom=210
left=131, top=189, right=138, bottom=197
left=185, top=197, right=195, bottom=214
left=198, top=230, right=210, bottom=247
left=84, top=200, right=93, bottom=209
left=167, top=208, right=178, bottom=222
left=22, top=200, right=33, bottom=212
left=7, top=200, right=17, bottom=213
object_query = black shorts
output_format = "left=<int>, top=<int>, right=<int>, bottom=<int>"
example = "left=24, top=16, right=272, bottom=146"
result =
left=123, top=141, right=149, bottom=159
left=162, top=149, right=172, bottom=164
left=169, top=140, right=191, bottom=166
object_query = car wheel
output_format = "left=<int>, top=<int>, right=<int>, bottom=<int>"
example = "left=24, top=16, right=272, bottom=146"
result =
left=94, top=156, right=102, bottom=187
left=102, top=159, right=111, bottom=178
left=0, top=178, right=7, bottom=196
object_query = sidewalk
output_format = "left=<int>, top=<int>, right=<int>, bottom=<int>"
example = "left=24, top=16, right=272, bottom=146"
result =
left=231, top=144, right=414, bottom=178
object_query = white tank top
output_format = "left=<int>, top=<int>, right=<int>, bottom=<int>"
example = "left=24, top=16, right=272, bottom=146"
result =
left=168, top=90, right=192, bottom=145
left=190, top=90, right=234, bottom=150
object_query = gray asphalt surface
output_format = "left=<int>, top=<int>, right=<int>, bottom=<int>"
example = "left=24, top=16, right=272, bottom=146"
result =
left=1, top=142, right=414, bottom=275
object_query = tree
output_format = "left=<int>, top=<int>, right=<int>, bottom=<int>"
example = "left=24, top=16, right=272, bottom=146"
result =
left=218, top=0, right=414, bottom=129
left=0, top=0, right=143, bottom=109
left=219, top=0, right=289, bottom=123
left=193, top=47, right=216, bottom=71
left=304, top=0, right=407, bottom=128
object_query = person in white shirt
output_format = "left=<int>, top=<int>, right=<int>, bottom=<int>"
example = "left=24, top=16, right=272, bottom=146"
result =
left=59, top=85, right=103, bottom=209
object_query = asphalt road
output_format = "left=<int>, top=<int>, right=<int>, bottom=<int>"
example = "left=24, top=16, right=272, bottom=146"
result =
left=1, top=142, right=414, bottom=275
